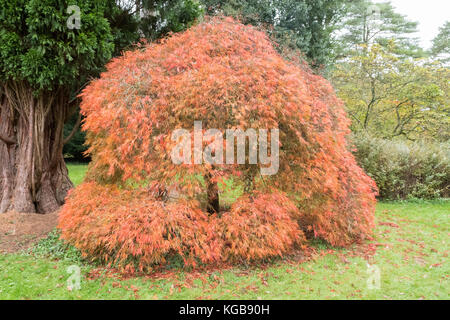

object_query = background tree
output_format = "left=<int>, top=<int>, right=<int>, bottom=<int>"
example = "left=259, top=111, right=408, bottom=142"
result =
left=334, top=0, right=425, bottom=59
left=431, top=21, right=450, bottom=64
left=333, top=43, right=449, bottom=141
left=0, top=0, right=115, bottom=213
left=63, top=107, right=89, bottom=162
left=136, top=0, right=203, bottom=40
left=202, top=0, right=346, bottom=68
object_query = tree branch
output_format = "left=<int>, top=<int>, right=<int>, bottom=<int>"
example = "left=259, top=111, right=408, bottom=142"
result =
left=63, top=113, right=82, bottom=145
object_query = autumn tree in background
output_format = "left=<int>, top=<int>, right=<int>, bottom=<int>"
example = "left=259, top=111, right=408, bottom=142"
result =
left=59, top=17, right=377, bottom=272
left=333, top=43, right=450, bottom=141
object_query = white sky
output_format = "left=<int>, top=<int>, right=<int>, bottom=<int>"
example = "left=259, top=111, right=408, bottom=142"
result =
left=373, top=0, right=449, bottom=49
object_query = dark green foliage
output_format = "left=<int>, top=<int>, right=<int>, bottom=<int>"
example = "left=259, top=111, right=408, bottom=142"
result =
left=202, top=0, right=345, bottom=68
left=0, top=0, right=115, bottom=92
left=63, top=109, right=89, bottom=162
left=352, top=134, right=450, bottom=200
left=105, top=0, right=140, bottom=56
left=138, top=0, right=203, bottom=40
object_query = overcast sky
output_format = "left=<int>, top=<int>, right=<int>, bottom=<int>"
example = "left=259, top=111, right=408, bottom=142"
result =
left=372, top=0, right=449, bottom=49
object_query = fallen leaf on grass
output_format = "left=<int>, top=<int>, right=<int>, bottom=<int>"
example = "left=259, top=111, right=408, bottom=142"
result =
left=379, top=222, right=399, bottom=228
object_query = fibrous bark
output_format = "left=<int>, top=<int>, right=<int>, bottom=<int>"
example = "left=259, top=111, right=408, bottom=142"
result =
left=0, top=82, right=73, bottom=214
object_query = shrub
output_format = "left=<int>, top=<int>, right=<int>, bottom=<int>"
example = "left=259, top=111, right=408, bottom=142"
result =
left=59, top=17, right=377, bottom=272
left=352, top=134, right=450, bottom=200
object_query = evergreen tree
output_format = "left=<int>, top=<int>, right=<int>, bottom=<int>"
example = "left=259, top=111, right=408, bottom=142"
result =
left=334, top=0, right=425, bottom=59
left=431, top=21, right=450, bottom=64
left=0, top=0, right=115, bottom=213
left=202, top=0, right=346, bottom=68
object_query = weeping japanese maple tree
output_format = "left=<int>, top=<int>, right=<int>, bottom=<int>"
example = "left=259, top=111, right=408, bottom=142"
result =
left=0, top=0, right=114, bottom=213
left=59, top=17, right=377, bottom=272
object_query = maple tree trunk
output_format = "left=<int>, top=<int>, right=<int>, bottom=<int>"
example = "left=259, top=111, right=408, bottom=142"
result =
left=0, top=83, right=73, bottom=214
left=205, top=172, right=219, bottom=214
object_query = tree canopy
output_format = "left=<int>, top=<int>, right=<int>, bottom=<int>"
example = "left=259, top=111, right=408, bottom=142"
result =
left=431, top=21, right=450, bottom=64
left=202, top=0, right=346, bottom=68
left=334, top=0, right=425, bottom=59
left=333, top=43, right=450, bottom=141
left=59, top=18, right=377, bottom=273
left=0, top=0, right=114, bottom=92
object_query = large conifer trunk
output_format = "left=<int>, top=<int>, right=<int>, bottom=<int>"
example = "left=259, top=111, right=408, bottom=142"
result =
left=0, top=82, right=73, bottom=214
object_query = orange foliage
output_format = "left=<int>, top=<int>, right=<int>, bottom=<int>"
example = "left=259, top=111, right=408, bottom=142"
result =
left=59, top=17, right=377, bottom=272
left=59, top=182, right=221, bottom=273
left=220, top=192, right=306, bottom=262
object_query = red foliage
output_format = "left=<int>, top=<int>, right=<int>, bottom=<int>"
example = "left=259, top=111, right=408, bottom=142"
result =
left=59, top=17, right=377, bottom=272
left=220, top=192, right=306, bottom=262
left=59, top=182, right=221, bottom=273
left=59, top=185, right=304, bottom=271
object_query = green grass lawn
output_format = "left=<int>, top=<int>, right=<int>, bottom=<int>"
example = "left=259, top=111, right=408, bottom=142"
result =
left=0, top=164, right=448, bottom=300
left=67, top=163, right=89, bottom=187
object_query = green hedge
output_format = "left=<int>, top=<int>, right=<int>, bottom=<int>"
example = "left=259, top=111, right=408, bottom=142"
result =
left=352, top=134, right=450, bottom=200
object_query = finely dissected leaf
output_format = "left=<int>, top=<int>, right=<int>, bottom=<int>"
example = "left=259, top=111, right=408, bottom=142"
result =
left=59, top=17, right=377, bottom=274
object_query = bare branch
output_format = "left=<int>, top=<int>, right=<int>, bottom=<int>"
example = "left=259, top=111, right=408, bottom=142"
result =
left=63, top=113, right=82, bottom=145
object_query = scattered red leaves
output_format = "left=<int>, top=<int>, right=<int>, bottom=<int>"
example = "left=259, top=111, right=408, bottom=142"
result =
left=379, top=222, right=400, bottom=228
